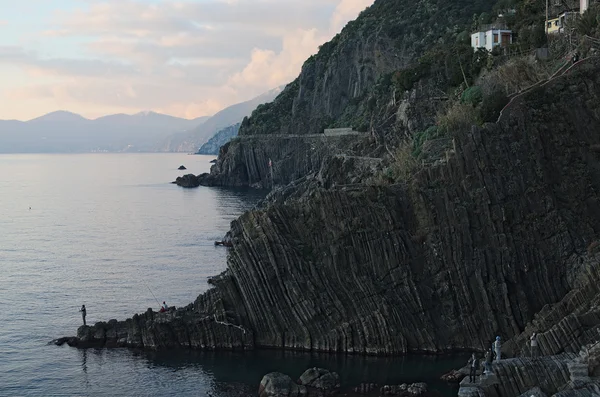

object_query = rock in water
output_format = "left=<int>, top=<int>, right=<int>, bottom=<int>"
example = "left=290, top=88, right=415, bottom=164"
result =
left=298, top=368, right=340, bottom=395
left=353, top=383, right=379, bottom=394
left=379, top=383, right=429, bottom=396
left=174, top=174, right=200, bottom=188
left=258, top=372, right=307, bottom=397
left=440, top=369, right=466, bottom=383
left=178, top=165, right=187, bottom=170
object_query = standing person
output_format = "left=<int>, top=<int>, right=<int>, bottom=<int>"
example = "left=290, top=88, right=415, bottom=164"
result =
left=79, top=305, right=87, bottom=326
left=530, top=332, right=539, bottom=358
left=468, top=353, right=479, bottom=383
left=494, top=336, right=502, bottom=362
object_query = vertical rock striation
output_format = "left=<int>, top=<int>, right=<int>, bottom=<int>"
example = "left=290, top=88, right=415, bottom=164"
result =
left=61, top=61, right=600, bottom=358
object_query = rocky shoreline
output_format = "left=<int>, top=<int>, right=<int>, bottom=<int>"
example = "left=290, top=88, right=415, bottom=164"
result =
left=57, top=60, right=600, bottom=396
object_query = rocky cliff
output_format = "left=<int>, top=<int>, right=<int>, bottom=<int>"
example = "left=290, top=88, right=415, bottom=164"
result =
left=192, top=0, right=498, bottom=188
left=197, top=123, right=240, bottom=155
left=61, top=60, right=600, bottom=359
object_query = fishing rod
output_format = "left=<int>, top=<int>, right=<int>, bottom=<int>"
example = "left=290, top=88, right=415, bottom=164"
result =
left=143, top=281, right=162, bottom=307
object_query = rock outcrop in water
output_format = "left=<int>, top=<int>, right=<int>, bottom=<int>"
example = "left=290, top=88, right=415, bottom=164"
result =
left=173, top=174, right=200, bottom=188
left=259, top=368, right=341, bottom=397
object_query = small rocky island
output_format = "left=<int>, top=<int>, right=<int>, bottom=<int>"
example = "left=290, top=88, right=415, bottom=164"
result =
left=178, top=165, right=187, bottom=170
left=172, top=174, right=200, bottom=188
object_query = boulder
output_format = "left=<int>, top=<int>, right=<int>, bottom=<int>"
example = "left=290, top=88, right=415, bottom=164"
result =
left=353, top=383, right=379, bottom=394
left=174, top=174, right=200, bottom=188
left=259, top=372, right=307, bottom=397
left=440, top=369, right=466, bottom=383
left=380, top=383, right=429, bottom=396
left=298, top=367, right=340, bottom=395
left=407, top=383, right=428, bottom=396
left=51, top=337, right=78, bottom=346
left=178, top=165, right=187, bottom=170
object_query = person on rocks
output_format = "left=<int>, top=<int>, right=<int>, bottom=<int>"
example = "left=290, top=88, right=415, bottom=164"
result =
left=79, top=305, right=87, bottom=326
left=468, top=353, right=480, bottom=383
left=493, top=336, right=502, bottom=362
left=530, top=332, right=539, bottom=358
left=159, top=301, right=168, bottom=313
left=484, top=349, right=493, bottom=374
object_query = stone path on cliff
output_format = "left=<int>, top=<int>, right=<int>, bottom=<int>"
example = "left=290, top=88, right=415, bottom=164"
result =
left=236, top=131, right=368, bottom=139
left=334, top=154, right=383, bottom=162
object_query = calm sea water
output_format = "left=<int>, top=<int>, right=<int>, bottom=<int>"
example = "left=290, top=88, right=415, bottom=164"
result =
left=0, top=154, right=465, bottom=396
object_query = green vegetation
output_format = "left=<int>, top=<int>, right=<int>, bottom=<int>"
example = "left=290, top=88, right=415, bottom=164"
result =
left=461, top=86, right=483, bottom=106
left=577, top=5, right=600, bottom=36
left=239, top=0, right=593, bottom=184
left=412, top=126, right=442, bottom=157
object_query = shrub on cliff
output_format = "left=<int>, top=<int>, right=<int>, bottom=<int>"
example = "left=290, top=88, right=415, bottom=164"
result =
left=461, top=86, right=484, bottom=106
left=412, top=126, right=442, bottom=157
left=480, top=90, right=509, bottom=122
left=437, top=103, right=481, bottom=134
left=577, top=5, right=600, bottom=36
left=389, top=143, right=422, bottom=183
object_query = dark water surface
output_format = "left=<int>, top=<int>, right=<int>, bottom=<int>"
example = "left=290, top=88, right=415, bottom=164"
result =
left=0, top=154, right=463, bottom=396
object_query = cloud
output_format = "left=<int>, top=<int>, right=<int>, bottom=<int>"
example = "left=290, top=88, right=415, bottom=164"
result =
left=227, top=28, right=325, bottom=94
left=0, top=0, right=376, bottom=120
left=224, top=0, right=374, bottom=98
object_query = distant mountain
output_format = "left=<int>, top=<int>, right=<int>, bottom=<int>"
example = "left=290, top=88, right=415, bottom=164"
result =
left=158, top=86, right=284, bottom=152
left=197, top=123, right=240, bottom=155
left=0, top=111, right=210, bottom=153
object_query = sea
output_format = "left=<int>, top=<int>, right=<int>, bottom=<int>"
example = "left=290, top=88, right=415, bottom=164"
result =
left=0, top=153, right=467, bottom=396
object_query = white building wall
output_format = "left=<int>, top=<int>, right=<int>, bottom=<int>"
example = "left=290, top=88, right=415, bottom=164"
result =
left=471, top=29, right=512, bottom=51
left=471, top=32, right=486, bottom=50
left=486, top=31, right=494, bottom=51
left=581, top=0, right=590, bottom=14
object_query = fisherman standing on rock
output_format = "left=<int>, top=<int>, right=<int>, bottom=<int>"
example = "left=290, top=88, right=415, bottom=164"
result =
left=79, top=305, right=87, bottom=326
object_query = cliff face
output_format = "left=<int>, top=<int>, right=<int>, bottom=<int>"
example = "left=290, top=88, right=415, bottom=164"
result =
left=199, top=133, right=377, bottom=188
left=216, top=61, right=600, bottom=354
left=64, top=61, right=600, bottom=356
left=195, top=0, right=497, bottom=188
left=196, top=123, right=240, bottom=155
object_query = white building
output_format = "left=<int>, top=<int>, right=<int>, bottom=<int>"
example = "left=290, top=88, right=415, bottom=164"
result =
left=581, top=0, right=589, bottom=13
left=471, top=28, right=513, bottom=52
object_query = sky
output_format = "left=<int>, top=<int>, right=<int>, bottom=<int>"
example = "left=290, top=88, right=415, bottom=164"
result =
left=0, top=0, right=375, bottom=121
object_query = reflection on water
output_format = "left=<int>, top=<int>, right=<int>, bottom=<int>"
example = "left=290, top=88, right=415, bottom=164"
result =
left=212, top=186, right=269, bottom=220
left=139, top=349, right=467, bottom=396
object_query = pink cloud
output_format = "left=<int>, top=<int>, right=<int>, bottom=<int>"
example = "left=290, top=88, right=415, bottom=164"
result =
left=0, top=0, right=376, bottom=120
left=227, top=28, right=326, bottom=93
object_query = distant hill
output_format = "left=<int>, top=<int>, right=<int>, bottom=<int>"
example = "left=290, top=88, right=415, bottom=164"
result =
left=197, top=123, right=240, bottom=155
left=157, top=87, right=283, bottom=152
left=0, top=111, right=209, bottom=153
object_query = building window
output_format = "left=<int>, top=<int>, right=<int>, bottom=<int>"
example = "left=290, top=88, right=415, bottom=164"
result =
left=494, top=34, right=499, bottom=43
